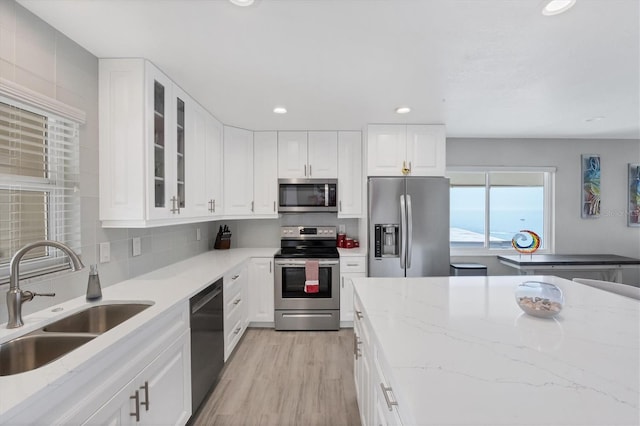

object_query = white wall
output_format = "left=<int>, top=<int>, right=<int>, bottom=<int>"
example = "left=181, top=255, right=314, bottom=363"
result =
left=0, top=1, right=213, bottom=321
left=448, top=138, right=640, bottom=285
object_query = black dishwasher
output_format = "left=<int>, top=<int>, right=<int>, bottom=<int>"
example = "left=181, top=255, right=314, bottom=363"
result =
left=189, top=278, right=224, bottom=414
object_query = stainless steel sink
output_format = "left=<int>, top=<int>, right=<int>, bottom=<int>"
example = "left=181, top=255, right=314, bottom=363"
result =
left=0, top=333, right=94, bottom=376
left=43, top=303, right=151, bottom=334
left=0, top=302, right=152, bottom=376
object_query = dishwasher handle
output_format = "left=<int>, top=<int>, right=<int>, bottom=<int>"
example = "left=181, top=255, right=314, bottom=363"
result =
left=191, top=282, right=223, bottom=314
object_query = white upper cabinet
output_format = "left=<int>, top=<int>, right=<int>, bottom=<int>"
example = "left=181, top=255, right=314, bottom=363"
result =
left=100, top=59, right=185, bottom=227
left=308, top=131, right=338, bottom=178
left=187, top=103, right=223, bottom=218
left=100, top=58, right=227, bottom=227
left=367, top=124, right=445, bottom=177
left=223, top=126, right=254, bottom=216
left=253, top=131, right=279, bottom=216
left=337, top=131, right=363, bottom=217
left=277, top=131, right=308, bottom=178
left=205, top=115, right=224, bottom=217
left=406, top=125, right=446, bottom=176
left=278, top=131, right=337, bottom=178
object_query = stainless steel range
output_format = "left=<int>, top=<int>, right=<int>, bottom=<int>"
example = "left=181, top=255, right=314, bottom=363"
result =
left=274, top=226, right=340, bottom=331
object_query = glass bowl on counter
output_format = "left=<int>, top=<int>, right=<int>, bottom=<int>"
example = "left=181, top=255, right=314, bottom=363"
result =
left=515, top=281, right=564, bottom=318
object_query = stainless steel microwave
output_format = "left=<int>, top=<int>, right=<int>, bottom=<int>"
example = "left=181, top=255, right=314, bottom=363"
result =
left=278, top=179, right=338, bottom=213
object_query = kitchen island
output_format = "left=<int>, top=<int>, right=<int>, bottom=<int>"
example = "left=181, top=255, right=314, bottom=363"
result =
left=352, top=275, right=639, bottom=426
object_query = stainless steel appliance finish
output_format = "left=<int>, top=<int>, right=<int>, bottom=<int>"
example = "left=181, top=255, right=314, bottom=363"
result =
left=369, top=177, right=450, bottom=277
left=190, top=278, right=224, bottom=414
left=274, top=226, right=340, bottom=330
left=278, top=179, right=338, bottom=213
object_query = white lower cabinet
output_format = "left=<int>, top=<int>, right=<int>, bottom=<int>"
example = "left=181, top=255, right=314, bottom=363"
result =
left=83, top=330, right=190, bottom=425
left=340, top=256, right=366, bottom=324
left=372, top=348, right=403, bottom=426
left=354, top=296, right=372, bottom=425
left=354, top=293, right=404, bottom=426
left=248, top=257, right=274, bottom=324
left=6, top=304, right=192, bottom=425
left=224, top=262, right=249, bottom=360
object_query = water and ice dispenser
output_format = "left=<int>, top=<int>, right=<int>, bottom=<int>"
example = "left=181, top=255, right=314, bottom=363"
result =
left=374, top=224, right=399, bottom=258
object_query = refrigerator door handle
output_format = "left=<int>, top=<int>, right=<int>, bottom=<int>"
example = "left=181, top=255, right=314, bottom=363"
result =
left=407, top=194, right=413, bottom=268
left=400, top=194, right=406, bottom=269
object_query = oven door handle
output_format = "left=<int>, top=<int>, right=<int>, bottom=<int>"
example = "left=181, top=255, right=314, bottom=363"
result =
left=274, top=259, right=339, bottom=266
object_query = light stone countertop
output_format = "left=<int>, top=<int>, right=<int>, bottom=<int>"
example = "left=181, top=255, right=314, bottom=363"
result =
left=337, top=247, right=367, bottom=257
left=352, top=275, right=640, bottom=426
left=0, top=248, right=278, bottom=420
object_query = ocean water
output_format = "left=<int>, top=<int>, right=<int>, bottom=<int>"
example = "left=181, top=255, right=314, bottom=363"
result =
left=451, top=187, right=544, bottom=244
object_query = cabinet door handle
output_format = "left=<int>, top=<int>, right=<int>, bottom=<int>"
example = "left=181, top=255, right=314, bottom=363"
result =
left=130, top=390, right=140, bottom=422
left=355, top=310, right=363, bottom=320
left=309, top=164, right=312, bottom=176
left=341, top=276, right=344, bottom=288
left=339, top=200, right=342, bottom=212
left=251, top=201, right=254, bottom=212
left=269, top=261, right=272, bottom=273
left=346, top=263, right=358, bottom=267
left=232, top=274, right=239, bottom=280
left=234, top=327, right=241, bottom=335
left=234, top=298, right=241, bottom=305
left=353, top=333, right=360, bottom=359
left=170, top=196, right=179, bottom=214
left=304, top=164, right=307, bottom=176
left=273, top=201, right=276, bottom=212
left=213, top=199, right=216, bottom=213
left=408, top=161, right=412, bottom=172
left=140, top=381, right=149, bottom=411
left=380, top=383, right=399, bottom=411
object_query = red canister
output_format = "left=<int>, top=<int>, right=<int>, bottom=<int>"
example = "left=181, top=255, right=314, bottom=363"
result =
left=345, top=238, right=354, bottom=248
left=337, top=233, right=346, bottom=248
left=353, top=240, right=359, bottom=248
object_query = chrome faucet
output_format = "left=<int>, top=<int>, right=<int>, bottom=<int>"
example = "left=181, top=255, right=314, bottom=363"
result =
left=6, top=240, right=84, bottom=328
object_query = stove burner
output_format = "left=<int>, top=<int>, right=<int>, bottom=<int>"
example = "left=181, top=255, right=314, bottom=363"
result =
left=276, top=225, right=339, bottom=259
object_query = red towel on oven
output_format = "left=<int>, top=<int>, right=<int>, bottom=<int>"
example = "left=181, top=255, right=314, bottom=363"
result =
left=304, top=260, right=319, bottom=293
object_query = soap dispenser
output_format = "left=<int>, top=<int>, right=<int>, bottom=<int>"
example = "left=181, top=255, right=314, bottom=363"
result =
left=86, top=264, right=102, bottom=301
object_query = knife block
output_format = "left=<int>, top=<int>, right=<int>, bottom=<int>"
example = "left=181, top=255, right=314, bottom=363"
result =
left=214, top=232, right=231, bottom=250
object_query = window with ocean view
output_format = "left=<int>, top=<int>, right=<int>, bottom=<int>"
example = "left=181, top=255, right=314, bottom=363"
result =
left=448, top=168, right=554, bottom=253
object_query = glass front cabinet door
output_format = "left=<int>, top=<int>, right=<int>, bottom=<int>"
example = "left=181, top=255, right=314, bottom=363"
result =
left=147, top=64, right=176, bottom=220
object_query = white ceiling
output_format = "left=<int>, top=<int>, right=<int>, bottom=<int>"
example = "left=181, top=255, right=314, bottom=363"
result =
left=17, top=0, right=640, bottom=139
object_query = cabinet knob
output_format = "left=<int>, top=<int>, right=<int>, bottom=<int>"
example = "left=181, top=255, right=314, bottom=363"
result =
left=401, top=161, right=410, bottom=176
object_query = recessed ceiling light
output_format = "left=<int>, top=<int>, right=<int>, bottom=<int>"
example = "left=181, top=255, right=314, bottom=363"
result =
left=395, top=107, right=411, bottom=114
left=273, top=107, right=287, bottom=114
left=541, top=0, right=576, bottom=16
left=229, top=0, right=254, bottom=6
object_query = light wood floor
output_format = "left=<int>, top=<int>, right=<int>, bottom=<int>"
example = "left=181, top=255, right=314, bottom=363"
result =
left=189, top=328, right=361, bottom=426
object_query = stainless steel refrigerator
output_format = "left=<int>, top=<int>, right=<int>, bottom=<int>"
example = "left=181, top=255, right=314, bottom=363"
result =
left=368, top=177, right=450, bottom=277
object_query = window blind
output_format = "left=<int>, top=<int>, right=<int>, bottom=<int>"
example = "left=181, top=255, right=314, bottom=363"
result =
left=0, top=97, right=81, bottom=276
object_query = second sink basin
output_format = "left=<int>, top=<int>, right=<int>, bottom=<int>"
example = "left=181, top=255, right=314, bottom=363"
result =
left=0, top=334, right=94, bottom=376
left=43, top=303, right=152, bottom=334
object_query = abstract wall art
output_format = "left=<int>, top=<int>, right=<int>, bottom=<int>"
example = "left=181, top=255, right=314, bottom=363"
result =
left=629, top=163, right=640, bottom=227
left=581, top=154, right=601, bottom=218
